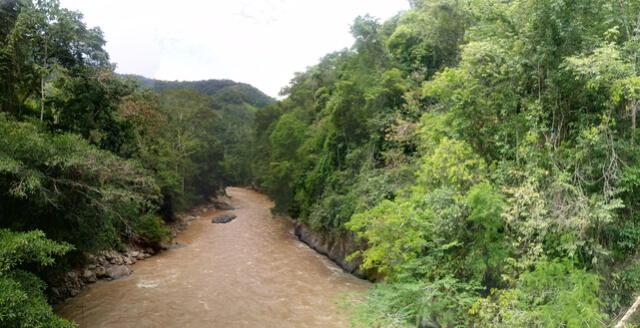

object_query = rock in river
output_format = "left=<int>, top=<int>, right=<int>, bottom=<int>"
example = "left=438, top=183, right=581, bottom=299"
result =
left=106, top=265, right=132, bottom=280
left=212, top=200, right=235, bottom=210
left=212, top=214, right=237, bottom=224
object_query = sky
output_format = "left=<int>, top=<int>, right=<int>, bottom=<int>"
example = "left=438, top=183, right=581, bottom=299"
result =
left=57, top=0, right=410, bottom=98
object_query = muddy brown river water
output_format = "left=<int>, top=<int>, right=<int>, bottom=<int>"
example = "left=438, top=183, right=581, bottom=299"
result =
left=57, top=187, right=370, bottom=327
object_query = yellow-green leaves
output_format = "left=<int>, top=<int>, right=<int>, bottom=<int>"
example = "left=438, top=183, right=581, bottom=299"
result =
left=347, top=137, right=496, bottom=281
left=418, top=137, right=486, bottom=191
left=347, top=199, right=431, bottom=276
left=471, top=260, right=605, bottom=327
left=0, top=229, right=75, bottom=328
left=564, top=44, right=635, bottom=96
left=0, top=229, right=72, bottom=275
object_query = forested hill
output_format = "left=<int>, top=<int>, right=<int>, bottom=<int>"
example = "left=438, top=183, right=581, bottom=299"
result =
left=123, top=75, right=275, bottom=108
left=125, top=75, right=276, bottom=186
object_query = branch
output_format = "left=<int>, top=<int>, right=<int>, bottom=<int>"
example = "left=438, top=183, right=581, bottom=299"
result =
left=615, top=296, right=640, bottom=328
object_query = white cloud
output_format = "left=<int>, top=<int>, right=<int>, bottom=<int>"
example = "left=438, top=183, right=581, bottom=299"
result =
left=58, top=0, right=409, bottom=97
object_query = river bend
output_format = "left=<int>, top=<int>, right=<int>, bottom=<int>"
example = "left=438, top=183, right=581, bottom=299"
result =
left=58, top=187, right=369, bottom=327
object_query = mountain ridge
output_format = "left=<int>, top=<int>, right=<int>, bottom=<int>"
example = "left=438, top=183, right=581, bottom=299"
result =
left=122, top=74, right=275, bottom=109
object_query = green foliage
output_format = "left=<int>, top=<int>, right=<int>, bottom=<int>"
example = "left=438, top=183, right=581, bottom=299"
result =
left=130, top=76, right=274, bottom=108
left=120, top=75, right=273, bottom=213
left=347, top=199, right=429, bottom=277
left=0, top=229, right=74, bottom=327
left=133, top=214, right=171, bottom=244
left=0, top=229, right=72, bottom=275
left=252, top=0, right=640, bottom=326
left=0, top=114, right=160, bottom=251
left=346, top=277, right=481, bottom=328
left=417, top=137, right=486, bottom=191
left=464, top=183, right=510, bottom=284
left=471, top=261, right=604, bottom=327
left=0, top=0, right=272, bottom=324
left=251, top=5, right=438, bottom=237
left=387, top=0, right=468, bottom=74
left=9, top=0, right=640, bottom=326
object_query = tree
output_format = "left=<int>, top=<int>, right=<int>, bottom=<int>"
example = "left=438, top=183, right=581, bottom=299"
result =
left=0, top=229, right=74, bottom=328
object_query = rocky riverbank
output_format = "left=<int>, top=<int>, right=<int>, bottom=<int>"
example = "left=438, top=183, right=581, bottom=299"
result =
left=293, top=221, right=375, bottom=280
left=49, top=247, right=156, bottom=304
left=50, top=198, right=234, bottom=304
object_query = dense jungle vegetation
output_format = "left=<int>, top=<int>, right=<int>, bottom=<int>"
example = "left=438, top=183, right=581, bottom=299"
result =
left=5, top=0, right=640, bottom=327
left=0, top=0, right=271, bottom=325
left=250, top=0, right=640, bottom=326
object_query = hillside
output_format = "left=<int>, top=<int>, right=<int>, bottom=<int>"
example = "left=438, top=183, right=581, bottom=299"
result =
left=250, top=1, right=640, bottom=327
left=123, top=75, right=275, bottom=108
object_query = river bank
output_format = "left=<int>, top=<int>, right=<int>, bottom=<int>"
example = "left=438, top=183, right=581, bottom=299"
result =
left=56, top=187, right=370, bottom=327
left=48, top=198, right=228, bottom=305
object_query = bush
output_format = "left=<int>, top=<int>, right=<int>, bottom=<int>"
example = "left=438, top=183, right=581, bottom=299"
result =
left=471, top=260, right=605, bottom=327
left=134, top=214, right=171, bottom=244
left=0, top=229, right=75, bottom=328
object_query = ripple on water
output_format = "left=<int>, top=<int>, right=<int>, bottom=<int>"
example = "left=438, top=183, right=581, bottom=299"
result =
left=57, top=187, right=370, bottom=328
left=136, top=280, right=160, bottom=289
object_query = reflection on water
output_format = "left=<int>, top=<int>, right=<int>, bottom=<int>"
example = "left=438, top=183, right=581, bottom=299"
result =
left=57, top=187, right=369, bottom=327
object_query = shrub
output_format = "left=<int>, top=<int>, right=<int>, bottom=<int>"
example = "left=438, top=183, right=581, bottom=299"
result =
left=134, top=214, right=171, bottom=244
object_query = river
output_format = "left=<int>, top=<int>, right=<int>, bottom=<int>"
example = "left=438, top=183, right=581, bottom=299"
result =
left=57, top=187, right=370, bottom=327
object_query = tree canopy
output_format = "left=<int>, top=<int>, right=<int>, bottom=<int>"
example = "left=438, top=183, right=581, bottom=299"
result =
left=0, top=1, right=271, bottom=325
left=4, top=0, right=640, bottom=326
left=250, top=0, right=640, bottom=326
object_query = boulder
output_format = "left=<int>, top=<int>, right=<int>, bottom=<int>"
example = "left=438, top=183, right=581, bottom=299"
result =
left=83, top=270, right=97, bottom=283
left=104, top=251, right=117, bottom=261
left=212, top=200, right=234, bottom=210
left=95, top=266, right=107, bottom=278
left=106, top=265, right=131, bottom=280
left=97, top=256, right=107, bottom=265
left=211, top=214, right=237, bottom=224
left=129, top=251, right=140, bottom=258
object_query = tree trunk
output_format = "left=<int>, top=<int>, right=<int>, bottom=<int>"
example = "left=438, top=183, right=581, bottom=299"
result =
left=633, top=101, right=637, bottom=130
left=40, top=40, right=47, bottom=121
left=632, top=12, right=640, bottom=143
left=615, top=296, right=640, bottom=328
left=40, top=75, right=44, bottom=121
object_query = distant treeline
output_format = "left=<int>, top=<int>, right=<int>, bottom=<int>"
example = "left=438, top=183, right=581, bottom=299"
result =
left=125, top=75, right=274, bottom=108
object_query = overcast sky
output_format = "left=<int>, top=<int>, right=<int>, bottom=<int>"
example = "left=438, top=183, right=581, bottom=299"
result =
left=57, top=0, right=409, bottom=98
